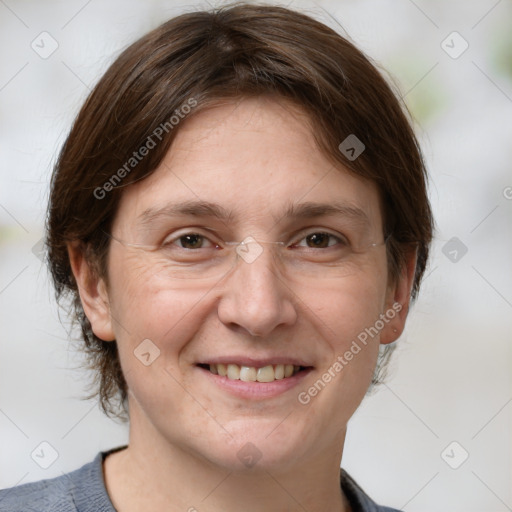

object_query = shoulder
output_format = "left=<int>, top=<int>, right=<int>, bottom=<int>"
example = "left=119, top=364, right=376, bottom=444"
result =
left=341, top=468, right=403, bottom=512
left=0, top=471, right=76, bottom=512
left=0, top=451, right=117, bottom=512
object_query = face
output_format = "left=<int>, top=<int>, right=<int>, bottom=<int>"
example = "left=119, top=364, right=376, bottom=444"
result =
left=78, top=96, right=410, bottom=473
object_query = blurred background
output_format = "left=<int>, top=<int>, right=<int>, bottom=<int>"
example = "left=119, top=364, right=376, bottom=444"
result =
left=0, top=0, right=511, bottom=510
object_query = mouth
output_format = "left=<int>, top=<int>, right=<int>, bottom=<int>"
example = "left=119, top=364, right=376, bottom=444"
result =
left=195, top=356, right=314, bottom=399
left=197, top=363, right=310, bottom=382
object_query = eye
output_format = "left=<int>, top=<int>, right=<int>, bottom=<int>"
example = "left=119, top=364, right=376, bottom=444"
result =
left=163, top=232, right=218, bottom=250
left=293, top=231, right=346, bottom=249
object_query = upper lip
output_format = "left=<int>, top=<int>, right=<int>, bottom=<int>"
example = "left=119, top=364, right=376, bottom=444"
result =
left=197, top=356, right=313, bottom=367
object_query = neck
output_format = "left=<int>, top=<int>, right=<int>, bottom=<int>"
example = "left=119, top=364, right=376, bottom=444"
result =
left=103, top=406, right=349, bottom=512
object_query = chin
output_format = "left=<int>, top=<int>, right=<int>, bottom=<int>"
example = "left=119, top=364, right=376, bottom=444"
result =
left=201, top=420, right=306, bottom=472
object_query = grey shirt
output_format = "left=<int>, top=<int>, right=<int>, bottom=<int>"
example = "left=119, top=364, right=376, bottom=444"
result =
left=0, top=447, right=402, bottom=512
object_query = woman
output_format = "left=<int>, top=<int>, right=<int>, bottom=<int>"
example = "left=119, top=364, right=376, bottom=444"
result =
left=0, top=3, right=433, bottom=511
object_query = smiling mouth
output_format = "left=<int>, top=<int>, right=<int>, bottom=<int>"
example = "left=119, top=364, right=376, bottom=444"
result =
left=197, top=363, right=310, bottom=382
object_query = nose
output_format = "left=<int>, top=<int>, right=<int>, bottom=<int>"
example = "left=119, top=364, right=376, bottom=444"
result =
left=216, top=245, right=297, bottom=337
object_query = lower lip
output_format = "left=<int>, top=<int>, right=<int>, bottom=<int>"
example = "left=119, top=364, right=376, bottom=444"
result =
left=197, top=366, right=313, bottom=400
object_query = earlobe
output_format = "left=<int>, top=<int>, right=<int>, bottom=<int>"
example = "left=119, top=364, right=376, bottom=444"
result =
left=380, top=247, right=417, bottom=344
left=67, top=242, right=115, bottom=342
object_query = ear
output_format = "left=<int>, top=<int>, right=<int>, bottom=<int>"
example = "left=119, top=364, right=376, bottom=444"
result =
left=380, top=247, right=417, bottom=344
left=67, top=242, right=115, bottom=342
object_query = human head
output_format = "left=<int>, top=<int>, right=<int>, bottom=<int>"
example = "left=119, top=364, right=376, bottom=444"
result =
left=47, top=3, right=433, bottom=419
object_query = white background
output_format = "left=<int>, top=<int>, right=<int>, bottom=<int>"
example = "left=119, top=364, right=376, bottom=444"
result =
left=0, top=1, right=511, bottom=511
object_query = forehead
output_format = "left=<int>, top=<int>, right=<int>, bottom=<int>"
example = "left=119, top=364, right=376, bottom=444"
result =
left=113, top=96, right=383, bottom=233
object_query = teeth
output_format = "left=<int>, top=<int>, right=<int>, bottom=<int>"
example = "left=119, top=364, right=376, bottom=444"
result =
left=256, top=365, right=274, bottom=382
left=240, top=366, right=257, bottom=382
left=274, top=364, right=285, bottom=380
left=227, top=364, right=240, bottom=380
left=207, top=363, right=302, bottom=382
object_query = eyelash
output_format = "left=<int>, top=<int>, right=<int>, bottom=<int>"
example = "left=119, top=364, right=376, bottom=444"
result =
left=161, top=230, right=348, bottom=251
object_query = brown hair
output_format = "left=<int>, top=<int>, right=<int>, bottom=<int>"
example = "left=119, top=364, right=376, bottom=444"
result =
left=47, top=2, right=433, bottom=418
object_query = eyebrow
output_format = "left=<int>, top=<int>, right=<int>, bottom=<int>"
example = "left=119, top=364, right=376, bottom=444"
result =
left=138, top=200, right=235, bottom=227
left=137, top=199, right=370, bottom=228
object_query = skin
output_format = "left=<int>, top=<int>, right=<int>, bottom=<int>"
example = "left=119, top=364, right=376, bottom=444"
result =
left=69, top=96, right=415, bottom=512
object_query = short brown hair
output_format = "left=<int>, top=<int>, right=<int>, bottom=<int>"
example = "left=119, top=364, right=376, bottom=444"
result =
left=47, top=3, right=433, bottom=418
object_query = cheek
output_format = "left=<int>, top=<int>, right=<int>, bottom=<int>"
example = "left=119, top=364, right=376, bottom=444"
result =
left=106, top=268, right=209, bottom=419
left=304, top=262, right=388, bottom=348
left=106, top=248, right=207, bottom=359
left=293, top=269, right=387, bottom=423
left=314, top=283, right=383, bottom=380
